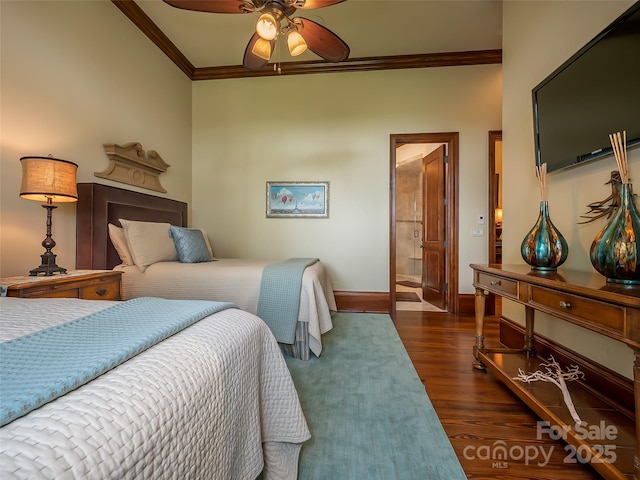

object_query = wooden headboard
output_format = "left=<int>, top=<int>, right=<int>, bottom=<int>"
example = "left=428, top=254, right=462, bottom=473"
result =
left=76, top=183, right=188, bottom=270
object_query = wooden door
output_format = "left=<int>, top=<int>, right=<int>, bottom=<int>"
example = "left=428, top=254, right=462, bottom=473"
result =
left=421, top=145, right=447, bottom=309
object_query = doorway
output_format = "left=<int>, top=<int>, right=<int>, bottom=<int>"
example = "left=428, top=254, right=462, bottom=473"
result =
left=488, top=130, right=502, bottom=316
left=390, top=133, right=459, bottom=319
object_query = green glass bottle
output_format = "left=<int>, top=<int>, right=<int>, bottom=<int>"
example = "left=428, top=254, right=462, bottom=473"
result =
left=521, top=201, right=568, bottom=271
left=590, top=183, right=640, bottom=284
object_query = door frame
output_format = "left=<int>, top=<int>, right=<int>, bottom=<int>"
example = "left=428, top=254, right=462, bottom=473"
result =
left=390, top=132, right=459, bottom=319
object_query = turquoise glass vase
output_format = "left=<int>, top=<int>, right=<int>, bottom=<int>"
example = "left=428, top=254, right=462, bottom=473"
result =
left=590, top=183, right=640, bottom=284
left=520, top=201, right=568, bottom=271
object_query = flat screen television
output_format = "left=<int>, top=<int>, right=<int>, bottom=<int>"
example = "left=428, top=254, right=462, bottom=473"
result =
left=532, top=2, right=640, bottom=173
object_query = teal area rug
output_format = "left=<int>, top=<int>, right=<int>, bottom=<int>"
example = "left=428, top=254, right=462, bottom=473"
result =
left=286, top=313, right=466, bottom=479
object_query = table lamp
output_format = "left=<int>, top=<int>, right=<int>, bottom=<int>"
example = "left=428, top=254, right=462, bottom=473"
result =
left=19, top=155, right=78, bottom=276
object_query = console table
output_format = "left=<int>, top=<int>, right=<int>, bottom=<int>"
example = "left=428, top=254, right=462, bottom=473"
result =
left=471, top=263, right=639, bottom=480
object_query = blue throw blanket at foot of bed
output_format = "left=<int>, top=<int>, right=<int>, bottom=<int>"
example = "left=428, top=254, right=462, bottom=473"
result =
left=257, top=258, right=318, bottom=344
left=0, top=297, right=235, bottom=427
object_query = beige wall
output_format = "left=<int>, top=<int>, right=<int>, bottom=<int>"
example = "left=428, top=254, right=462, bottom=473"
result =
left=502, top=0, right=638, bottom=378
left=192, top=66, right=502, bottom=291
left=0, top=0, right=193, bottom=277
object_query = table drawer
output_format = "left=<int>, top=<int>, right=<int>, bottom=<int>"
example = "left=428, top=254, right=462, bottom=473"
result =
left=80, top=280, right=120, bottom=300
left=10, top=284, right=79, bottom=298
left=19, top=287, right=79, bottom=299
left=529, top=285, right=625, bottom=335
left=476, top=271, right=518, bottom=299
left=6, top=272, right=121, bottom=300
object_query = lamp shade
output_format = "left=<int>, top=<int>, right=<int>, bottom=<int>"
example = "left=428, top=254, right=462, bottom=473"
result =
left=256, top=13, right=278, bottom=41
left=251, top=37, right=272, bottom=61
left=287, top=30, right=307, bottom=56
left=20, top=156, right=78, bottom=202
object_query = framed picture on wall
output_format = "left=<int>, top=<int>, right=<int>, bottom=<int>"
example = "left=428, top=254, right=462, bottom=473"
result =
left=266, top=181, right=329, bottom=218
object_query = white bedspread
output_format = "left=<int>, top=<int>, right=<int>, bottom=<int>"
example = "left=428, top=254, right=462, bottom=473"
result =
left=115, top=259, right=337, bottom=356
left=0, top=297, right=310, bottom=480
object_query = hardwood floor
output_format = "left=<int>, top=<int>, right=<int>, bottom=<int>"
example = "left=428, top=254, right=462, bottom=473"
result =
left=395, top=310, right=602, bottom=479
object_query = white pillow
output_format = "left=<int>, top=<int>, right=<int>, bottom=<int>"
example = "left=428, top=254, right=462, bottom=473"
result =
left=108, top=223, right=134, bottom=265
left=119, top=219, right=178, bottom=272
left=199, top=228, right=215, bottom=260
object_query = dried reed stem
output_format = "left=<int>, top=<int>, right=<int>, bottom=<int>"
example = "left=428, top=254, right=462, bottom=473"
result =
left=536, top=162, right=547, bottom=202
left=609, top=131, right=629, bottom=184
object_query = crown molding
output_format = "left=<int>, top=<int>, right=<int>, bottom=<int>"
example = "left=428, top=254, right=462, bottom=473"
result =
left=193, top=49, right=502, bottom=80
left=113, top=1, right=502, bottom=81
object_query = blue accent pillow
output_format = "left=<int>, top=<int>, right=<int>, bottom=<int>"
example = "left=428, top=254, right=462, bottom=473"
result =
left=169, top=226, right=212, bottom=263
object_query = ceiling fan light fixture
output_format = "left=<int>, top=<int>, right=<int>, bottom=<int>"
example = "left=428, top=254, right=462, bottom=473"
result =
left=251, top=37, right=272, bottom=60
left=287, top=30, right=307, bottom=56
left=161, top=0, right=350, bottom=70
left=256, top=13, right=279, bottom=40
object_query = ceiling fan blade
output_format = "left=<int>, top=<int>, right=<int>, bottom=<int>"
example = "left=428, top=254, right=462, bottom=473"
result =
left=162, top=0, right=254, bottom=14
left=297, top=18, right=349, bottom=63
left=293, top=0, right=346, bottom=9
left=243, top=32, right=275, bottom=71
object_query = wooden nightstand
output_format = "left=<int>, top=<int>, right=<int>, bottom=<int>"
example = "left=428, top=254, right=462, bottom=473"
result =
left=2, top=270, right=122, bottom=300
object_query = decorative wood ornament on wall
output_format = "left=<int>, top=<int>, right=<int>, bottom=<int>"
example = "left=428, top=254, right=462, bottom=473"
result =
left=95, top=142, right=170, bottom=193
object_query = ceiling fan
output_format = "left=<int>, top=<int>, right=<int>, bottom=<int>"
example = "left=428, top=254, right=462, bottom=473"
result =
left=162, top=0, right=350, bottom=71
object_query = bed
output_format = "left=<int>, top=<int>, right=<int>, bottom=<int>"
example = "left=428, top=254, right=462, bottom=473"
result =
left=75, top=183, right=337, bottom=360
left=0, top=296, right=310, bottom=479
